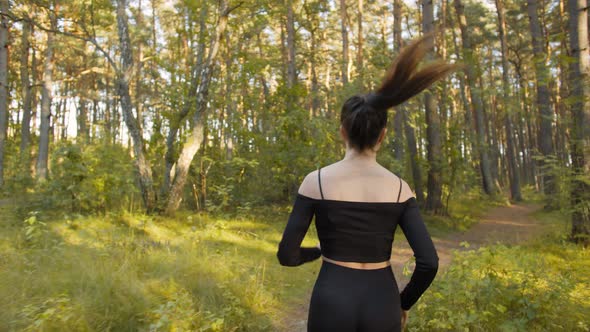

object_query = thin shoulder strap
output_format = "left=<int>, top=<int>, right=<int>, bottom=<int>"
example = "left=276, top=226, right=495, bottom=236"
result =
left=318, top=168, right=325, bottom=200
left=397, top=176, right=403, bottom=202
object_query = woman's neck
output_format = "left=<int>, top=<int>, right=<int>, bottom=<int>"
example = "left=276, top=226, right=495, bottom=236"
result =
left=342, top=146, right=378, bottom=163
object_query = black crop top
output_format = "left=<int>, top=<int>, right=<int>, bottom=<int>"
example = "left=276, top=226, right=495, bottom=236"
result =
left=276, top=171, right=439, bottom=310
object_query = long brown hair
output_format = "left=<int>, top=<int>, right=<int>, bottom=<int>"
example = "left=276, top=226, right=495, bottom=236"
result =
left=341, top=32, right=461, bottom=151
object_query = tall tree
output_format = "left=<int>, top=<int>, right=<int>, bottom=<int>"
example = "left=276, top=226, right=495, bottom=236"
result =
left=164, top=1, right=239, bottom=215
left=116, top=0, right=156, bottom=210
left=422, top=0, right=444, bottom=213
left=36, top=4, right=57, bottom=181
left=495, top=0, right=521, bottom=201
left=392, top=0, right=404, bottom=162
left=448, top=3, right=474, bottom=163
left=454, top=0, right=495, bottom=195
left=162, top=4, right=206, bottom=196
left=0, top=0, right=8, bottom=188
left=568, top=0, right=590, bottom=244
left=527, top=0, right=555, bottom=206
left=286, top=0, right=296, bottom=91
left=19, top=21, right=33, bottom=164
left=77, top=98, right=89, bottom=141
left=340, top=0, right=349, bottom=85
left=302, top=1, right=322, bottom=117
left=356, top=0, right=363, bottom=85
left=394, top=0, right=424, bottom=203
left=134, top=0, right=146, bottom=140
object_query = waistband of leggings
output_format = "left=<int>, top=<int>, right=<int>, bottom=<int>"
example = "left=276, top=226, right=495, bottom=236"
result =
left=320, top=259, right=393, bottom=273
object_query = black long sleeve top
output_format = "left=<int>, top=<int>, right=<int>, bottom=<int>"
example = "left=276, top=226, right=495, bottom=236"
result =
left=276, top=193, right=438, bottom=310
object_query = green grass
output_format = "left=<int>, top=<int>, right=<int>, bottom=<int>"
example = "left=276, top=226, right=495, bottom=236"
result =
left=408, top=208, right=590, bottom=331
left=2, top=187, right=583, bottom=331
left=0, top=205, right=320, bottom=331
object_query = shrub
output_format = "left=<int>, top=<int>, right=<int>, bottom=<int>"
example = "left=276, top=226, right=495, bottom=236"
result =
left=408, top=239, right=590, bottom=331
left=43, top=141, right=137, bottom=214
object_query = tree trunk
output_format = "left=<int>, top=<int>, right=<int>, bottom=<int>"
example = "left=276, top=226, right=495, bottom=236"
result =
left=56, top=84, right=66, bottom=141
left=310, top=28, right=320, bottom=117
left=340, top=0, right=349, bottom=85
left=91, top=81, right=98, bottom=142
left=515, top=61, right=538, bottom=185
left=77, top=98, right=88, bottom=141
left=496, top=0, right=522, bottom=201
left=163, top=4, right=207, bottom=197
left=105, top=53, right=113, bottom=143
left=0, top=0, right=8, bottom=187
left=516, top=108, right=529, bottom=184
left=223, top=36, right=234, bottom=158
left=527, top=0, right=556, bottom=206
left=439, top=0, right=450, bottom=154
left=286, top=0, right=296, bottom=91
left=449, top=7, right=475, bottom=166
left=36, top=7, right=57, bottom=182
left=557, top=0, right=570, bottom=165
left=568, top=0, right=590, bottom=245
left=454, top=0, right=495, bottom=195
left=392, top=0, right=404, bottom=162
left=302, top=3, right=320, bottom=118
left=165, top=1, right=234, bottom=215
left=116, top=0, right=156, bottom=211
left=135, top=0, right=145, bottom=140
left=394, top=0, right=424, bottom=202
left=422, top=0, right=444, bottom=213
left=19, top=21, right=32, bottom=168
left=356, top=0, right=364, bottom=86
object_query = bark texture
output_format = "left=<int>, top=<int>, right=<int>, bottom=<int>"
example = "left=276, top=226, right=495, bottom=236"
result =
left=454, top=0, right=495, bottom=195
left=116, top=0, right=156, bottom=211
left=568, top=0, right=590, bottom=244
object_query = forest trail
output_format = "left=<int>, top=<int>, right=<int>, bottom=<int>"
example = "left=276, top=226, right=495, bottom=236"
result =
left=277, top=201, right=546, bottom=332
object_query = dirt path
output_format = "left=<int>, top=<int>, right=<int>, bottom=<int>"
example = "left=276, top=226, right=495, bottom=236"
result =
left=277, top=201, right=545, bottom=332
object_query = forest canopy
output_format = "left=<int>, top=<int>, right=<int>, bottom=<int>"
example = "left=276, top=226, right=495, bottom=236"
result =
left=0, top=0, right=588, bottom=242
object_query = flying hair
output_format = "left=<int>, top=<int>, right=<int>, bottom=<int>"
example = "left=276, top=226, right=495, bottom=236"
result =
left=340, top=31, right=461, bottom=152
left=367, top=31, right=462, bottom=110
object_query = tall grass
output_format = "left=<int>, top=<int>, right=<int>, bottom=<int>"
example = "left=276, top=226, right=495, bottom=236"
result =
left=408, top=209, right=590, bottom=331
left=0, top=205, right=319, bottom=331
left=1, top=186, right=578, bottom=331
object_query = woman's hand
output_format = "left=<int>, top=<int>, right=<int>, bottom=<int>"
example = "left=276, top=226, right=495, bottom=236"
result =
left=316, top=243, right=321, bottom=250
left=401, top=309, right=408, bottom=330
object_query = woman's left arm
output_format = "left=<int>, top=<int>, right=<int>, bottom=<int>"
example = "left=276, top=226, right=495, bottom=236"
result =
left=276, top=194, right=322, bottom=266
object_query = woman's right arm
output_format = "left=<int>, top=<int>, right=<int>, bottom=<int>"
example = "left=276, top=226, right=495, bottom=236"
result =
left=276, top=193, right=321, bottom=266
left=276, top=171, right=322, bottom=267
left=398, top=195, right=439, bottom=311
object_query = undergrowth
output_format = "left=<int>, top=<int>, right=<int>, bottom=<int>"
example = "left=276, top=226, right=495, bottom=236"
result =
left=2, top=187, right=585, bottom=331
left=0, top=205, right=317, bottom=331
left=409, top=231, right=590, bottom=331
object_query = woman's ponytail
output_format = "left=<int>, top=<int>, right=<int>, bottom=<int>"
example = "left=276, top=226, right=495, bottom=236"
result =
left=341, top=32, right=460, bottom=152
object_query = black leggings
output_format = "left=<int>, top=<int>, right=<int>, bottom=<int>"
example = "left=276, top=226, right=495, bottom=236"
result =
left=307, top=260, right=402, bottom=332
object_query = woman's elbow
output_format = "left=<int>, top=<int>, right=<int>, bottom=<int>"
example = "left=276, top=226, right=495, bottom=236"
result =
left=277, top=245, right=299, bottom=266
left=428, top=257, right=439, bottom=273
left=417, top=254, right=439, bottom=273
left=428, top=252, right=439, bottom=270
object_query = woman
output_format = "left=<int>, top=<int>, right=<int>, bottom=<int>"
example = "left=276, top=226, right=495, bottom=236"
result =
left=276, top=34, right=458, bottom=332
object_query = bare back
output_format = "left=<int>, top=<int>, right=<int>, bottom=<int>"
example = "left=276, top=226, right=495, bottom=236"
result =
left=298, top=159, right=416, bottom=203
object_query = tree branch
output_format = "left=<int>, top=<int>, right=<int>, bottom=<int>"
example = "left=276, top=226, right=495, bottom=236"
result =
left=224, top=2, right=245, bottom=16
left=0, top=11, right=119, bottom=71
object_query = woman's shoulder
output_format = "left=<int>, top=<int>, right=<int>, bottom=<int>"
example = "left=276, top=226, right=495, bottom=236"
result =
left=298, top=169, right=322, bottom=199
left=376, top=166, right=416, bottom=202
left=297, top=162, right=343, bottom=198
left=396, top=176, right=416, bottom=202
left=298, top=163, right=415, bottom=201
